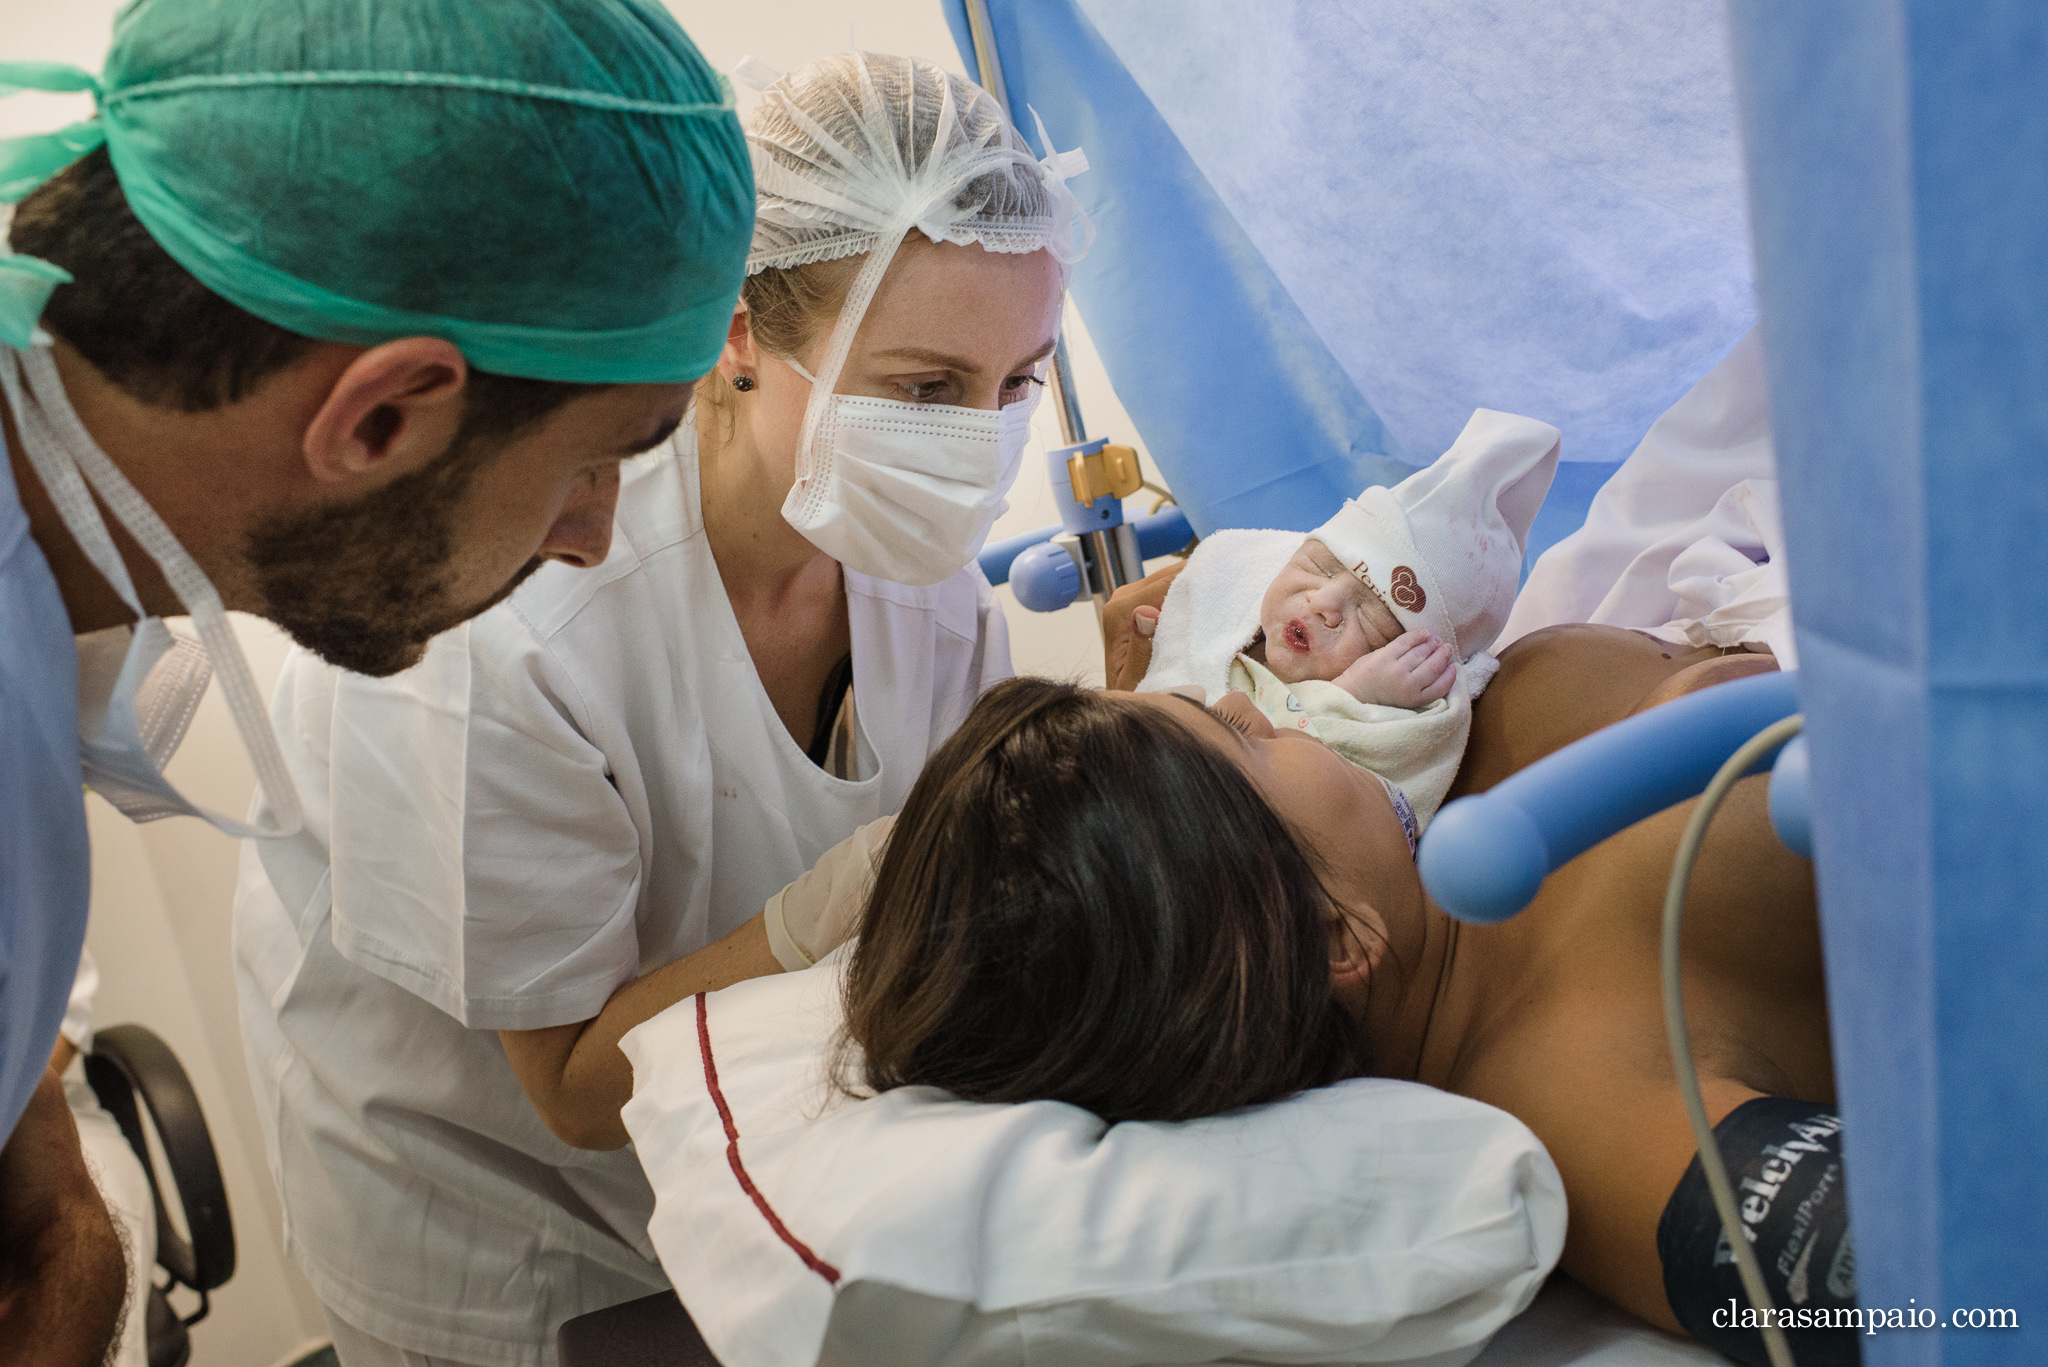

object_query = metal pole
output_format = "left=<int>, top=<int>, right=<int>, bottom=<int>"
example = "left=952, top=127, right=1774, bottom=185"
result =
left=966, top=0, right=1148, bottom=616
left=963, top=0, right=1009, bottom=109
left=1047, top=335, right=1086, bottom=446
left=965, top=0, right=1089, bottom=449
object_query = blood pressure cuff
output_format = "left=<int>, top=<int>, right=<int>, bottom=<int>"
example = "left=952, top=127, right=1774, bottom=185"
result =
left=1657, top=1097, right=1862, bottom=1367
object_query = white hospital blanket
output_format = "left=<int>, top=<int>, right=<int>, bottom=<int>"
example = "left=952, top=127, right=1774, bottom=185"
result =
left=1229, top=653, right=1473, bottom=830
left=1137, top=527, right=1303, bottom=703
left=1471, top=1277, right=1722, bottom=1366
left=1499, top=329, right=1795, bottom=664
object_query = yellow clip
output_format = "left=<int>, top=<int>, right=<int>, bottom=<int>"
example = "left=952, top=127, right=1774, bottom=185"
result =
left=1067, top=443, right=1144, bottom=505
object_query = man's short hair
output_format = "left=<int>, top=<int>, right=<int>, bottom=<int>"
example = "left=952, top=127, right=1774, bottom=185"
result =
left=10, top=149, right=597, bottom=439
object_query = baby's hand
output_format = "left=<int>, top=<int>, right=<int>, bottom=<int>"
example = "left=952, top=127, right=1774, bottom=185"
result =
left=1333, top=630, right=1456, bottom=708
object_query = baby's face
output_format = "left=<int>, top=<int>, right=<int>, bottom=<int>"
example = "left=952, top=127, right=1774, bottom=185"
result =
left=1259, top=539, right=1404, bottom=684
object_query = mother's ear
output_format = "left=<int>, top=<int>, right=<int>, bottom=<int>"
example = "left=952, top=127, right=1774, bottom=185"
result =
left=1327, top=899, right=1386, bottom=991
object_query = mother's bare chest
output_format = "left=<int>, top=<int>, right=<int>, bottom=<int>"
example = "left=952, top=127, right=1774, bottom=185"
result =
left=1451, top=778, right=1832, bottom=1108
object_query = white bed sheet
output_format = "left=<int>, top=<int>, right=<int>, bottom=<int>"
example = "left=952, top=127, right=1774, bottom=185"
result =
left=1471, top=1277, right=1723, bottom=1366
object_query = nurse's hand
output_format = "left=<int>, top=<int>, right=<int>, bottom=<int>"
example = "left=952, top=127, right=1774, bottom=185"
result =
left=1102, top=560, right=1186, bottom=691
left=764, top=815, right=895, bottom=970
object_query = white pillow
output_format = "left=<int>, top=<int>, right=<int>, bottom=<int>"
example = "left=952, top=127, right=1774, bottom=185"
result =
left=621, top=960, right=1565, bottom=1367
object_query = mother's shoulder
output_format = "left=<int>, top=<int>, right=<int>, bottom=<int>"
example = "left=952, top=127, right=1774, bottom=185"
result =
left=1450, top=625, right=1743, bottom=797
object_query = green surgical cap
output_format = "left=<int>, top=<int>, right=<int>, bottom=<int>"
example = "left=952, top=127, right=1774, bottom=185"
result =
left=0, top=0, right=754, bottom=383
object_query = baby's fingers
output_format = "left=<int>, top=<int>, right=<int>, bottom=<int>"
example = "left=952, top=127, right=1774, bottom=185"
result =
left=1390, top=629, right=1440, bottom=664
left=1418, top=644, right=1457, bottom=701
left=1399, top=635, right=1448, bottom=673
left=1389, top=627, right=1434, bottom=651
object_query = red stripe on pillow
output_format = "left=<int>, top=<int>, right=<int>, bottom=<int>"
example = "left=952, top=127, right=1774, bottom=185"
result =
left=694, top=992, right=843, bottom=1286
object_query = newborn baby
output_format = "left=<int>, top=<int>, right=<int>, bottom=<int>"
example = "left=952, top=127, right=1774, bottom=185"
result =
left=1139, top=409, right=1562, bottom=829
left=1252, top=537, right=1455, bottom=708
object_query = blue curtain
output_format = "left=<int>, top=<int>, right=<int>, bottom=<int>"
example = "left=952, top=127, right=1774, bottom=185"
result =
left=943, top=0, right=1750, bottom=550
left=943, top=0, right=1402, bottom=536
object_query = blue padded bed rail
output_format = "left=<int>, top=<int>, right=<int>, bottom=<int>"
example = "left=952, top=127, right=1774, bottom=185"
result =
left=1420, top=671, right=1800, bottom=924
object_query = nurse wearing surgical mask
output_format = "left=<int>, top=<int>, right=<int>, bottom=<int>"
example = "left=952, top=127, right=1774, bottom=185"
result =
left=234, top=54, right=1090, bottom=1365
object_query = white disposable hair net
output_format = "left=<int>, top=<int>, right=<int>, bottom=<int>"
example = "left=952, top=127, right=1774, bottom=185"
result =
left=732, top=51, right=1093, bottom=492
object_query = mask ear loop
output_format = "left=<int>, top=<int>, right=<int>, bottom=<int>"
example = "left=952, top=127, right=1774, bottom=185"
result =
left=778, top=215, right=915, bottom=531
left=11, top=345, right=304, bottom=838
left=770, top=61, right=1090, bottom=528
left=0, top=347, right=140, bottom=613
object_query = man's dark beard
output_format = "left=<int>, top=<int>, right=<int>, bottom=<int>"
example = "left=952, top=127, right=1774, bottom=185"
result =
left=245, top=432, right=548, bottom=677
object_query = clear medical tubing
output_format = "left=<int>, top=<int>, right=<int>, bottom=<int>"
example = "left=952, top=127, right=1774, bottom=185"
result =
left=1663, top=716, right=1806, bottom=1367
left=1420, top=670, right=1800, bottom=923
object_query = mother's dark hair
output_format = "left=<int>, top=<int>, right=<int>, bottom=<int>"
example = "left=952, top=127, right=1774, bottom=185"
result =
left=842, top=677, right=1365, bottom=1123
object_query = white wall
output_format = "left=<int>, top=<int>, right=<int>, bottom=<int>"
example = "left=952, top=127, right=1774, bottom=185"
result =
left=86, top=744, right=332, bottom=1366
left=7, top=1, right=1166, bottom=1361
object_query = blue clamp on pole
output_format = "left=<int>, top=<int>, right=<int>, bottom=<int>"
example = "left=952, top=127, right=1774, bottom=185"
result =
left=975, top=435, right=1190, bottom=608
left=1420, top=670, right=1802, bottom=923
left=980, top=505, right=1193, bottom=589
left=1009, top=541, right=1084, bottom=611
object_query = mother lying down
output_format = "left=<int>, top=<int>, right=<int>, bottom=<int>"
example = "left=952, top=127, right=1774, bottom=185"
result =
left=632, top=622, right=1857, bottom=1367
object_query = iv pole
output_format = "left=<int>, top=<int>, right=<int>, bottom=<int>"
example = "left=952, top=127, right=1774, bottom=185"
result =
left=962, top=0, right=1148, bottom=606
left=963, top=0, right=1087, bottom=448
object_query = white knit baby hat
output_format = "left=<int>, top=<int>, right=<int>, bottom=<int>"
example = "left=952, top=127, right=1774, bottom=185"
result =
left=1311, top=410, right=1561, bottom=690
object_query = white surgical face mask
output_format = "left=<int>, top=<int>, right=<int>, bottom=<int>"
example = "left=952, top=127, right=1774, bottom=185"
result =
left=779, top=353, right=1038, bottom=586
left=1, top=342, right=302, bottom=838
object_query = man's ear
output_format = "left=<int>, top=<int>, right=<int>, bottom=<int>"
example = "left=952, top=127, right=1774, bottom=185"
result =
left=715, top=305, right=756, bottom=382
left=302, top=337, right=469, bottom=485
left=1328, top=901, right=1382, bottom=990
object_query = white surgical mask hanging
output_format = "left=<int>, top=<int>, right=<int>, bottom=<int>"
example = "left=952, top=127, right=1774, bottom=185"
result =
left=1, top=342, right=303, bottom=838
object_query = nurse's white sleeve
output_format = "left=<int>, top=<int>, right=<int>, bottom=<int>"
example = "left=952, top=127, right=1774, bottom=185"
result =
left=970, top=566, right=1013, bottom=690
left=1500, top=328, right=1777, bottom=650
left=325, top=615, right=645, bottom=1032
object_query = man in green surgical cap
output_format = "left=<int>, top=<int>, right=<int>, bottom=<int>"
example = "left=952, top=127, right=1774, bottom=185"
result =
left=0, top=1, right=752, bottom=1358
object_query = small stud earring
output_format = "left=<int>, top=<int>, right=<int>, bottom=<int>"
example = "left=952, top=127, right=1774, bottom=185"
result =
left=732, top=374, right=757, bottom=392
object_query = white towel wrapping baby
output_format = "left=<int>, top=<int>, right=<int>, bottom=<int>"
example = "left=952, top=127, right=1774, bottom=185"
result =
left=1134, top=532, right=1476, bottom=827
left=1137, top=527, right=1304, bottom=705
left=1230, top=656, right=1472, bottom=830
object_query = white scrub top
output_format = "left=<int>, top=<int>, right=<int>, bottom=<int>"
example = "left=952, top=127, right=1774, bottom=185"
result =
left=234, top=431, right=1010, bottom=1365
